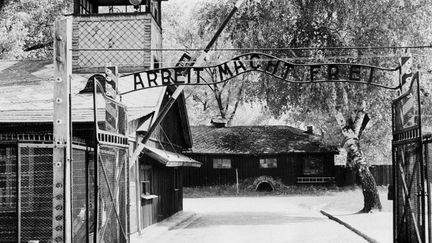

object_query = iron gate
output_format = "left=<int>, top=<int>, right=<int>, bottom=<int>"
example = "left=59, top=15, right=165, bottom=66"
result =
left=392, top=72, right=430, bottom=243
left=91, top=79, right=129, bottom=243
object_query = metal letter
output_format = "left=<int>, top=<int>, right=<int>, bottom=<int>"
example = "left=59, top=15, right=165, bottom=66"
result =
left=349, top=65, right=361, bottom=81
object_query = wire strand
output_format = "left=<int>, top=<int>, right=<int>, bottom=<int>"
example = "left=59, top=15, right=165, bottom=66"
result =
left=4, top=53, right=432, bottom=64
left=71, top=44, right=432, bottom=51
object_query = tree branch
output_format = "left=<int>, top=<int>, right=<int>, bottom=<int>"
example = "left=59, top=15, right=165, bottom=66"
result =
left=225, top=86, right=231, bottom=111
left=199, top=75, right=215, bottom=91
left=24, top=41, right=53, bottom=52
left=228, top=78, right=245, bottom=125
left=334, top=107, right=346, bottom=129
left=353, top=101, right=367, bottom=137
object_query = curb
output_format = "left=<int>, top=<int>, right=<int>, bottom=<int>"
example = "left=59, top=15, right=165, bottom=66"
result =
left=320, top=210, right=380, bottom=243
left=130, top=211, right=198, bottom=243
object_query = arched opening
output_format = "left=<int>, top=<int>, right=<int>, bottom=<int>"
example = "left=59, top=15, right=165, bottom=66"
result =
left=256, top=181, right=274, bottom=192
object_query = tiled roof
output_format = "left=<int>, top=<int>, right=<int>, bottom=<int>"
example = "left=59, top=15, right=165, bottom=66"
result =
left=0, top=60, right=165, bottom=123
left=187, top=126, right=338, bottom=155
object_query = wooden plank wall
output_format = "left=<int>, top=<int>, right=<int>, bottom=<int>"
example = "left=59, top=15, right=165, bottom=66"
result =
left=160, top=100, right=187, bottom=151
left=334, top=165, right=392, bottom=186
left=139, top=157, right=183, bottom=228
left=152, top=164, right=183, bottom=221
left=138, top=92, right=186, bottom=229
left=183, top=153, right=337, bottom=187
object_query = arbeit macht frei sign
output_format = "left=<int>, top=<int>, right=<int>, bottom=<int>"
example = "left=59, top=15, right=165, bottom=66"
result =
left=120, top=52, right=400, bottom=94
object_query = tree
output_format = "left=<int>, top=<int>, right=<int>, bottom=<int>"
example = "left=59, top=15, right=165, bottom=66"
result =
left=162, top=0, right=247, bottom=125
left=0, top=0, right=65, bottom=59
left=333, top=101, right=382, bottom=212
left=192, top=0, right=432, bottom=212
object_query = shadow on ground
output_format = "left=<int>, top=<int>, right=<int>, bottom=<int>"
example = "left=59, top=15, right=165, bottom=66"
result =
left=179, top=212, right=325, bottom=229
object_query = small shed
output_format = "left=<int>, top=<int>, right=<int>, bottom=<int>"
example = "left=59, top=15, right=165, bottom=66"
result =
left=183, top=125, right=339, bottom=187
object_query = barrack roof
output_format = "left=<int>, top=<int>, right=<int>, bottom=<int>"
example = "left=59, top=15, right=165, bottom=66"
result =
left=0, top=60, right=165, bottom=123
left=186, top=125, right=338, bottom=155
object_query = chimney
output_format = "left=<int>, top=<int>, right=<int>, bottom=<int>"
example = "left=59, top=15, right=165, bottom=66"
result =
left=306, top=126, right=313, bottom=134
left=211, top=117, right=227, bottom=128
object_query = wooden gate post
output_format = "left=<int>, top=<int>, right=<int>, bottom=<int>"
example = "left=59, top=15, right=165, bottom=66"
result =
left=53, top=16, right=72, bottom=243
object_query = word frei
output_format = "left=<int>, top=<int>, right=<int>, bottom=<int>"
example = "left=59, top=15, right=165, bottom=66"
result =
left=124, top=52, right=396, bottom=93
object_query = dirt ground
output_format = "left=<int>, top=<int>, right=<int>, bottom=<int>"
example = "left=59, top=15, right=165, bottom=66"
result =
left=151, top=188, right=392, bottom=243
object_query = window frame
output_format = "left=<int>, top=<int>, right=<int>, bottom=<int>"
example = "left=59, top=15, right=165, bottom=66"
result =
left=259, top=158, right=278, bottom=169
left=212, top=158, right=232, bottom=169
left=303, top=156, right=325, bottom=176
left=140, top=165, right=152, bottom=196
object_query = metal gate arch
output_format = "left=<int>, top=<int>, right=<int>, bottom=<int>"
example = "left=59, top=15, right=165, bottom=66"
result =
left=392, top=72, right=430, bottom=243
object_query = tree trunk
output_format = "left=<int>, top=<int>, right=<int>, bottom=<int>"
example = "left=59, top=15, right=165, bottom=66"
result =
left=358, top=165, right=382, bottom=212
left=344, top=135, right=382, bottom=213
left=335, top=105, right=382, bottom=213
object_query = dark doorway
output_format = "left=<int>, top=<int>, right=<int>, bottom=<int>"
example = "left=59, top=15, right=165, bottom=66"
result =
left=256, top=182, right=274, bottom=192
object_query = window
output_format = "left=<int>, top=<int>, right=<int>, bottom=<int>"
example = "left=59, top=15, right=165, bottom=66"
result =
left=140, top=166, right=152, bottom=195
left=303, top=157, right=324, bottom=175
left=78, top=0, right=94, bottom=14
left=259, top=158, right=277, bottom=168
left=141, top=180, right=151, bottom=195
left=97, top=0, right=152, bottom=14
left=213, top=158, right=231, bottom=169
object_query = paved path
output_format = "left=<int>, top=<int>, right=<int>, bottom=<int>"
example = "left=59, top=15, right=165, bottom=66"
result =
left=151, top=197, right=388, bottom=243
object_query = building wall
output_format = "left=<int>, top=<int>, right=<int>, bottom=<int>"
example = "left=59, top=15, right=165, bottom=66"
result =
left=183, top=153, right=336, bottom=187
left=138, top=156, right=182, bottom=230
left=134, top=99, right=189, bottom=231
left=159, top=99, right=188, bottom=152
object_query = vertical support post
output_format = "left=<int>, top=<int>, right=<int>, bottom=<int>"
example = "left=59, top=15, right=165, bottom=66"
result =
left=235, top=168, right=239, bottom=195
left=392, top=146, right=397, bottom=242
left=134, top=151, right=141, bottom=232
left=85, top=148, right=90, bottom=243
left=17, top=146, right=21, bottom=242
left=124, top=146, right=129, bottom=242
left=424, top=142, right=432, bottom=243
left=92, top=78, right=99, bottom=243
left=53, top=16, right=72, bottom=243
left=415, top=74, right=425, bottom=243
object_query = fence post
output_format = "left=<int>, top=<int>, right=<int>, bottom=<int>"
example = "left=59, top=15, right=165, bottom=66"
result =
left=53, top=16, right=72, bottom=243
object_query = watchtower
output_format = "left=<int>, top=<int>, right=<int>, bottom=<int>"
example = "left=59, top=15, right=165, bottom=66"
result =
left=71, top=0, right=166, bottom=73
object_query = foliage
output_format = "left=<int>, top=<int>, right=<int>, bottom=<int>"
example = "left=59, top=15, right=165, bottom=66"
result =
left=0, top=0, right=65, bottom=59
left=172, top=0, right=432, bottom=165
left=163, top=0, right=248, bottom=125
left=196, top=0, right=432, bottom=111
